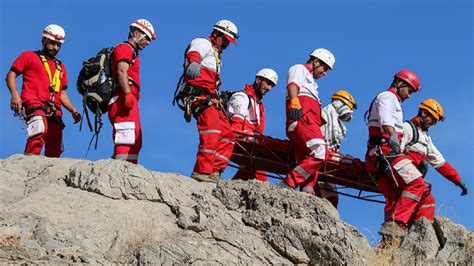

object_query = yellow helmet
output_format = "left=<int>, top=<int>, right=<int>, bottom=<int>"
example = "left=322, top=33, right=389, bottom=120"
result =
left=419, top=98, right=445, bottom=121
left=331, top=90, right=357, bottom=110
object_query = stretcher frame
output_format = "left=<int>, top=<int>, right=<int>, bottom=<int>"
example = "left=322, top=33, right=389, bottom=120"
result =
left=230, top=130, right=384, bottom=203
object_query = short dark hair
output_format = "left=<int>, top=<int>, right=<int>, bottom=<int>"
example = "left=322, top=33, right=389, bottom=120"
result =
left=307, top=57, right=318, bottom=64
left=211, top=29, right=224, bottom=38
left=391, top=78, right=407, bottom=88
left=128, top=27, right=142, bottom=39
left=418, top=108, right=433, bottom=118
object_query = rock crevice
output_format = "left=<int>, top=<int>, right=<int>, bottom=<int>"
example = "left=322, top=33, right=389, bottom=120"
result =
left=0, top=155, right=471, bottom=264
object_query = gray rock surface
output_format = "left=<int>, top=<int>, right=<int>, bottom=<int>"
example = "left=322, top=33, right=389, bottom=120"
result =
left=394, top=217, right=473, bottom=265
left=0, top=155, right=472, bottom=264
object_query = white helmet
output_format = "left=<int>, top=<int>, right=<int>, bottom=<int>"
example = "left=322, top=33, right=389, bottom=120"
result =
left=256, top=68, right=278, bottom=86
left=310, top=48, right=335, bottom=69
left=42, top=24, right=65, bottom=43
left=213, top=19, right=239, bottom=44
left=130, top=19, right=156, bottom=40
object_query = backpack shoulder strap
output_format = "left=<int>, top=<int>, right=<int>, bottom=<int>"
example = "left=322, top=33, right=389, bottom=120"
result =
left=406, top=120, right=419, bottom=146
left=364, top=94, right=378, bottom=125
left=124, top=41, right=138, bottom=64
left=239, top=87, right=253, bottom=110
left=113, top=42, right=138, bottom=65
left=244, top=90, right=252, bottom=110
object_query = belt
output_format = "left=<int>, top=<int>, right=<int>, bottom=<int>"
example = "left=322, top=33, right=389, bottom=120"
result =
left=182, top=84, right=212, bottom=97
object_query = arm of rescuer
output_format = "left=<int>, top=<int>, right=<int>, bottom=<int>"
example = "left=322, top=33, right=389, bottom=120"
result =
left=426, top=139, right=468, bottom=196
left=60, top=90, right=81, bottom=123
left=185, top=51, right=201, bottom=79
left=116, top=61, right=135, bottom=110
left=227, top=92, right=249, bottom=132
left=383, top=125, right=401, bottom=155
left=287, top=83, right=302, bottom=121
left=377, top=93, right=401, bottom=154
left=5, top=70, right=22, bottom=114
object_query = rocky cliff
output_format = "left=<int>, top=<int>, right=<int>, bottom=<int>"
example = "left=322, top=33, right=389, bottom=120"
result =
left=0, top=155, right=472, bottom=264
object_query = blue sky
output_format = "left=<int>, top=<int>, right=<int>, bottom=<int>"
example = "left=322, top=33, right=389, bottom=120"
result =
left=1, top=0, right=472, bottom=241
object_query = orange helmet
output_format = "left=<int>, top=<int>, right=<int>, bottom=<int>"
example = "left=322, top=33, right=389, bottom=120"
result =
left=419, top=98, right=445, bottom=121
left=331, top=90, right=357, bottom=110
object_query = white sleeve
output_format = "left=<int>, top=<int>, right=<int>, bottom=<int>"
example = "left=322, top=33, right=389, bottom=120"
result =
left=186, top=38, right=209, bottom=59
left=227, top=92, right=249, bottom=120
left=426, top=136, right=446, bottom=168
left=401, top=122, right=413, bottom=151
left=287, top=65, right=305, bottom=88
left=377, top=93, right=397, bottom=128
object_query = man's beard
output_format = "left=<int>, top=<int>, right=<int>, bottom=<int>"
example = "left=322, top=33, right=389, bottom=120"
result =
left=255, top=85, right=264, bottom=98
left=44, top=48, right=58, bottom=57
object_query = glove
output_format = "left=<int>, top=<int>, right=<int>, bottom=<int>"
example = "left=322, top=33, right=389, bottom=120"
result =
left=457, top=180, right=468, bottom=196
left=124, top=92, right=135, bottom=110
left=72, top=111, right=81, bottom=124
left=186, top=62, right=201, bottom=79
left=388, top=131, right=401, bottom=155
left=289, top=97, right=303, bottom=121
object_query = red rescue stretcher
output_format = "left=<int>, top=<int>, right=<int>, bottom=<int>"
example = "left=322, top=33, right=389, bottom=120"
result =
left=230, top=130, right=384, bottom=203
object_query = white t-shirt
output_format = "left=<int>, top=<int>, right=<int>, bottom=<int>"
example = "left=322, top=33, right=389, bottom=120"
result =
left=186, top=38, right=220, bottom=73
left=286, top=64, right=319, bottom=101
left=367, top=91, right=404, bottom=133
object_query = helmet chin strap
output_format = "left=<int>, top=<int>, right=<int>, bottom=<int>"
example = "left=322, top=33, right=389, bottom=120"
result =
left=312, top=59, right=319, bottom=73
left=132, top=31, right=147, bottom=46
left=419, top=114, right=425, bottom=125
left=395, top=85, right=404, bottom=98
left=393, top=79, right=406, bottom=98
left=418, top=113, right=429, bottom=131
left=254, top=82, right=263, bottom=99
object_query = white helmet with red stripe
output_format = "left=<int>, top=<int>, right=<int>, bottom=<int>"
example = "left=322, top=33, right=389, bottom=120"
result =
left=213, top=19, right=239, bottom=44
left=42, top=24, right=65, bottom=43
left=130, top=19, right=156, bottom=40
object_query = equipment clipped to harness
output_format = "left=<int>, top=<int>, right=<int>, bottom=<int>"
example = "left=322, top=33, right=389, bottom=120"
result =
left=14, top=107, right=28, bottom=128
left=22, top=101, right=65, bottom=129
left=371, top=145, right=392, bottom=181
left=172, top=81, right=216, bottom=122
left=182, top=93, right=210, bottom=122
left=172, top=41, right=222, bottom=122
